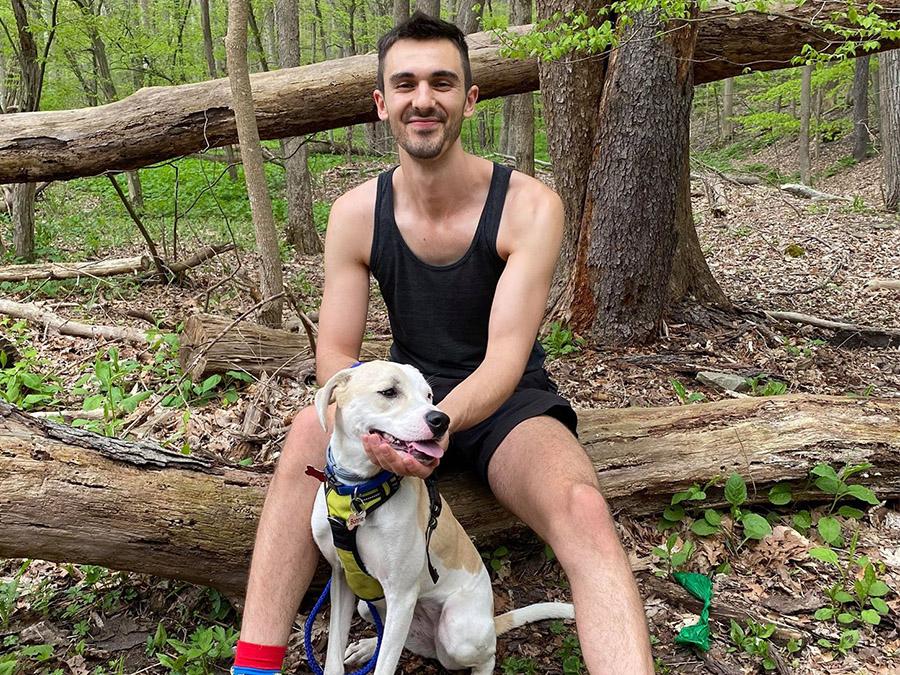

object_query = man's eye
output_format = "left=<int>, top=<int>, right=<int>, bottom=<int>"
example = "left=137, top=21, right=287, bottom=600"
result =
left=378, top=388, right=397, bottom=398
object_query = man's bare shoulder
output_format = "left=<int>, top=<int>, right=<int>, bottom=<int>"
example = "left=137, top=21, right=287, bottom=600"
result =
left=327, top=176, right=381, bottom=262
left=330, top=175, right=380, bottom=227
left=497, top=170, right=564, bottom=255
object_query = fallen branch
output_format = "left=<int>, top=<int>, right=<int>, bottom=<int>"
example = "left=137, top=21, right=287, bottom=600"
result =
left=2, top=394, right=898, bottom=594
left=0, top=299, right=150, bottom=344
left=779, top=183, right=850, bottom=202
left=864, top=278, right=900, bottom=292
left=0, top=255, right=150, bottom=282
left=165, top=243, right=236, bottom=275
left=765, top=310, right=900, bottom=347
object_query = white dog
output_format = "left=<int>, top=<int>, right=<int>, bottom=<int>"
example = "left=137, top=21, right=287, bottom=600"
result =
left=312, top=360, right=574, bottom=675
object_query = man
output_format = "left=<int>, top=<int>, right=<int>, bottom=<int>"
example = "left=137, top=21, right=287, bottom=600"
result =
left=232, top=13, right=654, bottom=675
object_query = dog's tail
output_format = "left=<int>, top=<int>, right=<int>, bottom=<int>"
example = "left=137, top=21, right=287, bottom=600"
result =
left=494, top=602, right=575, bottom=636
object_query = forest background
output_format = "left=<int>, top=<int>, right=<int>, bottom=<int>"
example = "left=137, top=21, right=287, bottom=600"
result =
left=1, top=0, right=900, bottom=673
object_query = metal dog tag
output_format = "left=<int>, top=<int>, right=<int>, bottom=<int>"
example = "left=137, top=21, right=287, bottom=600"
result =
left=347, top=497, right=366, bottom=530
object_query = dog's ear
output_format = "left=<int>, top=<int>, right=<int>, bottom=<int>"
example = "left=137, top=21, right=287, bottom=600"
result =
left=314, top=368, right=352, bottom=430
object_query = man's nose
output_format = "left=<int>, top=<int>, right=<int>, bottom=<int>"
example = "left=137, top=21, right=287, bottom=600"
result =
left=414, top=81, right=435, bottom=108
left=425, top=410, right=450, bottom=437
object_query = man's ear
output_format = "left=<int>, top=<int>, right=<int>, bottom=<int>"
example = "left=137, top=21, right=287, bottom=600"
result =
left=374, top=89, right=388, bottom=121
left=315, top=369, right=352, bottom=430
left=463, top=84, right=479, bottom=119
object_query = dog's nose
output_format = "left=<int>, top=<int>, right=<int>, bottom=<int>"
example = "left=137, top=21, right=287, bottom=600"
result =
left=425, top=410, right=450, bottom=436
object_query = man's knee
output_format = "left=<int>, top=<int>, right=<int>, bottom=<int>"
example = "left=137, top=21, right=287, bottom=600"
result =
left=272, top=406, right=328, bottom=480
left=546, top=483, right=621, bottom=560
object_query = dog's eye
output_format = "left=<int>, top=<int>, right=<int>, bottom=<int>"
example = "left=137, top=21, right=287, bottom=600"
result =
left=378, top=387, right=398, bottom=398
left=426, top=392, right=433, bottom=400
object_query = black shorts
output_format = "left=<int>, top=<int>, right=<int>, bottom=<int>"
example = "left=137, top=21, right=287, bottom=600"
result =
left=429, top=368, right=578, bottom=483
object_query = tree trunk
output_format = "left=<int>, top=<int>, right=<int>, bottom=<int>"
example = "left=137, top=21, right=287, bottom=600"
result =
left=275, top=0, right=322, bottom=254
left=880, top=49, right=900, bottom=211
left=11, top=182, right=36, bottom=262
left=799, top=64, right=812, bottom=184
left=226, top=0, right=285, bottom=327
left=247, top=0, right=271, bottom=71
left=415, top=0, right=440, bottom=17
left=2, top=395, right=898, bottom=595
left=3, top=5, right=900, bottom=183
left=721, top=76, right=734, bottom=141
left=393, top=0, right=409, bottom=24
left=200, top=0, right=240, bottom=181
left=852, top=54, right=870, bottom=161
left=552, top=8, right=712, bottom=344
left=506, top=0, right=533, bottom=175
left=455, top=0, right=481, bottom=33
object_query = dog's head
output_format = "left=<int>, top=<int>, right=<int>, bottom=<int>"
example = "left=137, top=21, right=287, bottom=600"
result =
left=315, top=361, right=450, bottom=471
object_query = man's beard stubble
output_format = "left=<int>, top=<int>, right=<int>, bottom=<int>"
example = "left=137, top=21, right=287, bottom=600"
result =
left=391, top=107, right=463, bottom=160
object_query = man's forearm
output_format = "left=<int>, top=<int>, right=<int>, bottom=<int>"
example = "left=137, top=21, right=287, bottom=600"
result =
left=437, top=357, right=523, bottom=435
left=315, top=348, right=361, bottom=387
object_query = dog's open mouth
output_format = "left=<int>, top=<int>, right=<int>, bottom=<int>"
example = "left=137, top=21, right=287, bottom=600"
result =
left=372, top=430, right=444, bottom=465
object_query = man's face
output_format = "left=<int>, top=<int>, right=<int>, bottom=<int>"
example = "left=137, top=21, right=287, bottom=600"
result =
left=374, top=39, right=478, bottom=161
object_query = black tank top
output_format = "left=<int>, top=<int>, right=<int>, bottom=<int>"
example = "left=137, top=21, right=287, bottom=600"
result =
left=370, top=162, right=546, bottom=379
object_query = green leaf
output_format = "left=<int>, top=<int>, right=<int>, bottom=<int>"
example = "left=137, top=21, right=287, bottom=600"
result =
left=817, top=516, right=842, bottom=546
left=793, top=510, right=812, bottom=530
left=703, top=509, right=722, bottom=526
left=809, top=547, right=839, bottom=566
left=741, top=512, right=772, bottom=540
left=868, top=581, right=890, bottom=597
left=814, top=607, right=835, bottom=620
left=837, top=612, right=857, bottom=624
left=839, top=629, right=860, bottom=650
left=200, top=374, right=222, bottom=393
left=83, top=394, right=105, bottom=411
left=691, top=519, right=720, bottom=536
left=838, top=505, right=866, bottom=519
left=845, top=484, right=880, bottom=505
left=861, top=609, right=881, bottom=625
left=768, top=483, right=792, bottom=505
left=814, top=476, right=843, bottom=495
left=725, top=473, right=747, bottom=506
left=834, top=590, right=854, bottom=604
left=663, top=505, right=685, bottom=522
left=870, top=597, right=889, bottom=614
left=811, top=464, right=840, bottom=481
left=840, top=463, right=871, bottom=481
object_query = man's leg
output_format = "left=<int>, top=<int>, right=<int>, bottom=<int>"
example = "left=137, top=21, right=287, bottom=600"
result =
left=487, top=416, right=654, bottom=674
left=237, top=406, right=329, bottom=659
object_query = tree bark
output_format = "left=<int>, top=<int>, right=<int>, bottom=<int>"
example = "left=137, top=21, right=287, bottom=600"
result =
left=2, top=395, right=898, bottom=595
left=0, top=254, right=150, bottom=282
left=226, top=0, right=284, bottom=327
left=3, top=4, right=900, bottom=183
left=415, top=0, right=440, bottom=17
left=852, top=54, right=870, bottom=162
left=11, top=182, right=36, bottom=262
left=393, top=0, right=409, bottom=24
left=721, top=76, right=734, bottom=141
left=275, top=0, right=322, bottom=254
left=880, top=50, right=900, bottom=211
left=507, top=0, right=534, bottom=176
left=799, top=64, right=812, bottom=184
left=200, top=0, right=240, bottom=181
left=455, top=0, right=482, bottom=33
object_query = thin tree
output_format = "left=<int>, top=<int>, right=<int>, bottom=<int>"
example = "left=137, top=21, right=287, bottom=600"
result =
left=394, top=0, right=410, bottom=25
left=455, top=0, right=481, bottom=34
left=799, top=64, right=812, bottom=185
left=276, top=0, right=322, bottom=253
left=227, top=0, right=285, bottom=326
left=507, top=0, right=534, bottom=175
left=852, top=54, right=870, bottom=161
left=200, top=0, right=240, bottom=180
left=881, top=50, right=900, bottom=211
left=721, top=76, right=734, bottom=141
left=416, top=0, right=440, bottom=18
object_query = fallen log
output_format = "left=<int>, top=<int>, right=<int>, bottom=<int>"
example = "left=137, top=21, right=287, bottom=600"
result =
left=765, top=310, right=900, bottom=348
left=864, top=278, right=900, bottom=292
left=0, top=299, right=151, bottom=345
left=178, top=313, right=390, bottom=381
left=0, top=255, right=150, bottom=282
left=779, top=183, right=850, bottom=201
left=2, top=1, right=898, bottom=183
left=1, top=395, right=898, bottom=595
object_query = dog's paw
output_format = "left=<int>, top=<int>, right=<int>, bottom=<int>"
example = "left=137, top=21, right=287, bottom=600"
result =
left=344, top=637, right=377, bottom=666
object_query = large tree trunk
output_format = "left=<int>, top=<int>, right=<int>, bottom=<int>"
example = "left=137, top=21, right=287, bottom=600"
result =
left=455, top=0, right=481, bottom=33
left=393, top=0, right=409, bottom=25
left=226, top=0, right=284, bottom=327
left=415, top=0, right=440, bottom=17
left=3, top=4, right=900, bottom=183
left=275, top=0, right=322, bottom=254
left=880, top=50, right=900, bottom=211
left=2, top=395, right=898, bottom=595
left=852, top=54, right=870, bottom=162
left=799, top=64, right=812, bottom=185
left=556, top=9, right=704, bottom=344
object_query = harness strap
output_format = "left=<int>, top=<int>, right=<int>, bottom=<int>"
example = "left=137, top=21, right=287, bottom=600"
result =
left=425, top=476, right=442, bottom=585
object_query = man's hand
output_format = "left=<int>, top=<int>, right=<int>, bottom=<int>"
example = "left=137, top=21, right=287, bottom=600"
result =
left=361, top=433, right=445, bottom=479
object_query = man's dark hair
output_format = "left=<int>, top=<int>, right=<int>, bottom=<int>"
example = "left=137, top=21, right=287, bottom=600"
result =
left=376, top=12, right=473, bottom=92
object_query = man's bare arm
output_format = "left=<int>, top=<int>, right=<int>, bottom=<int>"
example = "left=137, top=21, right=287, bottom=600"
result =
left=315, top=186, right=373, bottom=385
left=437, top=182, right=565, bottom=434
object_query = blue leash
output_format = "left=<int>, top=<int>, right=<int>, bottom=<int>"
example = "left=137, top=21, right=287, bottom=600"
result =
left=304, top=578, right=384, bottom=675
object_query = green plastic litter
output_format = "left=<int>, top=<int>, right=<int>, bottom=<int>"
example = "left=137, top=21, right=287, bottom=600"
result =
left=673, top=572, right=713, bottom=652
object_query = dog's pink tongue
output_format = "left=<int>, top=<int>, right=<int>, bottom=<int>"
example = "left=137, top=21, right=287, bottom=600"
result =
left=410, top=440, right=444, bottom=459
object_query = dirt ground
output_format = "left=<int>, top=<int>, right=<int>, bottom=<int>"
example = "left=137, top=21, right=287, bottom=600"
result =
left=2, top=134, right=899, bottom=674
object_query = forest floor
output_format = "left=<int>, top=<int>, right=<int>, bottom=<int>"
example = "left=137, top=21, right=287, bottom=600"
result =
left=2, top=133, right=899, bottom=675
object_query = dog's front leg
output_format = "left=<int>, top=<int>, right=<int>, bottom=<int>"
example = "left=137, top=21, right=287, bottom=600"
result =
left=323, top=570, right=356, bottom=675
left=372, top=589, right=418, bottom=675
